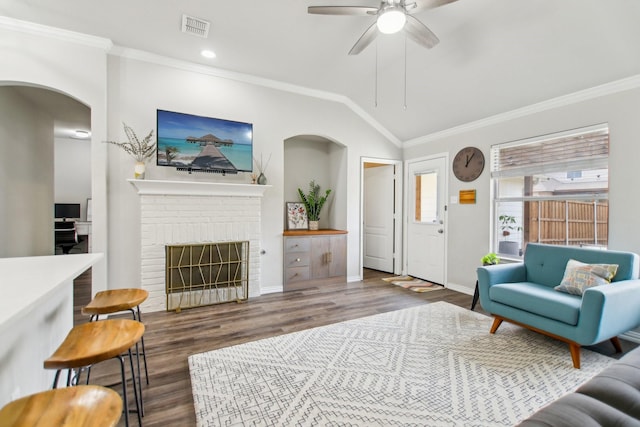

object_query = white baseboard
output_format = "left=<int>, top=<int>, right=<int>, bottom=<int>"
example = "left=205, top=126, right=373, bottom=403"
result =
left=260, top=286, right=283, bottom=295
left=347, top=275, right=362, bottom=283
left=621, top=330, right=640, bottom=344
left=446, top=282, right=474, bottom=296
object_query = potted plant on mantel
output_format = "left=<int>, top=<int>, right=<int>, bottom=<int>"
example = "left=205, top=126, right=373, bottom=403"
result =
left=105, top=123, right=156, bottom=179
left=298, top=180, right=331, bottom=231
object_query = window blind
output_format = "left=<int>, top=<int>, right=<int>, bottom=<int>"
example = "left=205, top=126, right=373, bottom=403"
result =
left=491, top=125, right=609, bottom=178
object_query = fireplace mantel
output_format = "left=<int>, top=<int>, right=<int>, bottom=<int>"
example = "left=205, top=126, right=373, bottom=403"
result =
left=128, top=179, right=271, bottom=197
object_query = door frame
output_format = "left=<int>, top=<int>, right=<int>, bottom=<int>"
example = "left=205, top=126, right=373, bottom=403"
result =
left=360, top=157, right=403, bottom=279
left=403, top=153, right=449, bottom=285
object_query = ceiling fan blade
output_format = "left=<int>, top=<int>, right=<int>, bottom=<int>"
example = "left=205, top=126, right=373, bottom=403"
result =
left=348, top=21, right=379, bottom=55
left=409, top=0, right=458, bottom=13
left=404, top=15, right=439, bottom=49
left=308, top=6, right=379, bottom=16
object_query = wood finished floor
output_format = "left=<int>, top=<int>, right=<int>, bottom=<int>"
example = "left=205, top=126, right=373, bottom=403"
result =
left=72, top=269, right=635, bottom=427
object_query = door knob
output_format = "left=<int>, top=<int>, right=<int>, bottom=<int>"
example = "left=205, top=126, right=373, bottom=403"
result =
left=438, top=229, right=444, bottom=234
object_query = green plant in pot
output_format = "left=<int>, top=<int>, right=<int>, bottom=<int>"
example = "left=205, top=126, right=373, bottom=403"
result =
left=298, top=180, right=331, bottom=231
left=498, top=214, right=522, bottom=255
left=499, top=215, right=522, bottom=237
left=481, top=252, right=500, bottom=266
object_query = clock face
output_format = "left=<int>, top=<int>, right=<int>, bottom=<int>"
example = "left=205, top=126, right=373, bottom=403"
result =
left=452, top=147, right=485, bottom=182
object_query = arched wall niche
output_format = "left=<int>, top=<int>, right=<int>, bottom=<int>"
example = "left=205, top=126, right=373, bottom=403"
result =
left=283, top=134, right=347, bottom=231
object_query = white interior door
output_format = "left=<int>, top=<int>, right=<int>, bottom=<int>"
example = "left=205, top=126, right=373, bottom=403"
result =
left=406, top=156, right=447, bottom=284
left=363, top=164, right=395, bottom=272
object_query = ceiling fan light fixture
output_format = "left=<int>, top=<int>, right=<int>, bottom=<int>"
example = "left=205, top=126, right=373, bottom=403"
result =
left=377, top=8, right=406, bottom=34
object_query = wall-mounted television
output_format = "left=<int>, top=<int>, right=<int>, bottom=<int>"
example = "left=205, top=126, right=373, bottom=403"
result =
left=55, top=203, right=81, bottom=220
left=156, top=109, right=253, bottom=174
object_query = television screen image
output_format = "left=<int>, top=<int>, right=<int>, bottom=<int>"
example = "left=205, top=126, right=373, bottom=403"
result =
left=156, top=109, right=253, bottom=173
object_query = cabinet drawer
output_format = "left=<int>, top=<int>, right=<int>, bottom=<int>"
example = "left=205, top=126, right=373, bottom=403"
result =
left=285, top=266, right=310, bottom=283
left=285, top=253, right=310, bottom=268
left=284, top=237, right=311, bottom=253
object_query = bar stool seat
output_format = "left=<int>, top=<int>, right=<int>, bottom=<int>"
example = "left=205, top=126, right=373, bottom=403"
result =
left=44, top=319, right=145, bottom=427
left=82, top=289, right=149, bottom=387
left=0, top=385, right=122, bottom=427
left=82, top=289, right=148, bottom=318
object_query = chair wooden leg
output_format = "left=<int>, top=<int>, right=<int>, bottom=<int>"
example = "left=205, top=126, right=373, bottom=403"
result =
left=490, top=317, right=503, bottom=334
left=610, top=336, right=623, bottom=353
left=569, top=342, right=581, bottom=369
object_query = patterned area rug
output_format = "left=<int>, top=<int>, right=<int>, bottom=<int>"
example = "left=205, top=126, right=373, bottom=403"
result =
left=382, top=275, right=444, bottom=292
left=189, top=301, right=613, bottom=426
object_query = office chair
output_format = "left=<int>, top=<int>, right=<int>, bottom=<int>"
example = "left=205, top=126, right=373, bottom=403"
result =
left=55, top=221, right=78, bottom=254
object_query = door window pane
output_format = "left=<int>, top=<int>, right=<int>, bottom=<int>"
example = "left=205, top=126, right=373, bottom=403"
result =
left=415, top=172, right=438, bottom=223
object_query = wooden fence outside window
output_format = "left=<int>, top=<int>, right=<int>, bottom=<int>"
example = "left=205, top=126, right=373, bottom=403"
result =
left=525, top=200, right=608, bottom=248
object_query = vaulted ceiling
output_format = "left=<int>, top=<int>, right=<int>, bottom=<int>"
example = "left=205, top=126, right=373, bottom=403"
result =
left=2, top=0, right=640, bottom=144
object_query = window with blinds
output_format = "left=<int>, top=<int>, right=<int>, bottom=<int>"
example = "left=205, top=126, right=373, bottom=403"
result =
left=491, top=124, right=609, bottom=258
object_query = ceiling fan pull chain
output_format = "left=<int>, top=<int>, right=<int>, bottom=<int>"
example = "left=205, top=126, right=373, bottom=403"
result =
left=375, top=40, right=378, bottom=108
left=404, top=36, right=407, bottom=110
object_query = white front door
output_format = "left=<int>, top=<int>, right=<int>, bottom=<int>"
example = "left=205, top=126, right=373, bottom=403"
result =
left=363, top=164, right=395, bottom=272
left=406, top=156, right=447, bottom=284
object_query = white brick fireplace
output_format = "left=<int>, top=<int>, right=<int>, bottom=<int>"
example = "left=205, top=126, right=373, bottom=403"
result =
left=128, top=179, right=270, bottom=312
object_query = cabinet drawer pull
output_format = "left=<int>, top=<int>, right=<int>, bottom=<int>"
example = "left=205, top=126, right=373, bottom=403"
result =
left=296, top=258, right=301, bottom=262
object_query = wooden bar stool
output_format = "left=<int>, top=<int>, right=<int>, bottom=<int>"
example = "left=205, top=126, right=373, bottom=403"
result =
left=44, top=319, right=145, bottom=427
left=0, top=385, right=122, bottom=427
left=82, top=289, right=149, bottom=386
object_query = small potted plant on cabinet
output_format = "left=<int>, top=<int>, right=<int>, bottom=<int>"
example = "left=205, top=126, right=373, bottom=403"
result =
left=298, top=180, right=331, bottom=231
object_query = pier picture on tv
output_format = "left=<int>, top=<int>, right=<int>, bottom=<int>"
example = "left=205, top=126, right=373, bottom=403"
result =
left=156, top=109, right=253, bottom=173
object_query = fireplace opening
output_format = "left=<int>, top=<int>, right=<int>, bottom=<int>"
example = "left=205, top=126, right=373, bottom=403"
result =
left=165, top=241, right=249, bottom=312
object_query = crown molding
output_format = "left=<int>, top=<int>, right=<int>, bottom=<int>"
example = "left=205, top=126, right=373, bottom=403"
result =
left=404, top=74, right=640, bottom=148
left=0, top=16, right=112, bottom=51
left=110, top=46, right=402, bottom=147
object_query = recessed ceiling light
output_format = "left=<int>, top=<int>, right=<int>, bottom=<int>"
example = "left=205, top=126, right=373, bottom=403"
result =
left=201, top=49, right=216, bottom=59
left=74, top=130, right=91, bottom=139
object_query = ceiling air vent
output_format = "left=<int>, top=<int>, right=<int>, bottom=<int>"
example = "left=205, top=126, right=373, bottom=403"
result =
left=181, top=14, right=210, bottom=38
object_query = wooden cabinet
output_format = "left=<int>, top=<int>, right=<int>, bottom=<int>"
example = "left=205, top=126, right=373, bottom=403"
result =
left=283, top=230, right=347, bottom=290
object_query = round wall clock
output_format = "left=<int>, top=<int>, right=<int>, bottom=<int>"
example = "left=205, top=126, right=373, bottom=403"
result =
left=452, top=146, right=485, bottom=182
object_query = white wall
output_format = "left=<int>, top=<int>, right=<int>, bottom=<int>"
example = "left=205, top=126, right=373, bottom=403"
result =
left=0, top=20, right=110, bottom=293
left=106, top=54, right=400, bottom=297
left=403, top=83, right=640, bottom=294
left=54, top=138, right=92, bottom=220
left=0, top=87, right=54, bottom=257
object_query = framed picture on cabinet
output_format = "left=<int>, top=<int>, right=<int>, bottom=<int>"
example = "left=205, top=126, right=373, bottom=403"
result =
left=286, top=202, right=308, bottom=230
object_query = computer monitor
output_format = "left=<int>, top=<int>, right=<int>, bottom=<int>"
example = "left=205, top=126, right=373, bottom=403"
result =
left=54, top=203, right=81, bottom=220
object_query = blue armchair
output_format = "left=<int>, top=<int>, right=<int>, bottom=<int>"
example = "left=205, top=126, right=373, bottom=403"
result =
left=477, top=243, right=640, bottom=368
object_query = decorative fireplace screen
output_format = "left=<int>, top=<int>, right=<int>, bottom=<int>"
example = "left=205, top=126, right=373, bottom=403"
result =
left=165, top=241, right=249, bottom=312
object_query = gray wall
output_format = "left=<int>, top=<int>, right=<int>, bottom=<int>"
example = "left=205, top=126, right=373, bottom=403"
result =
left=106, top=54, right=401, bottom=293
left=54, top=137, right=92, bottom=220
left=0, top=87, right=54, bottom=257
left=404, top=84, right=640, bottom=294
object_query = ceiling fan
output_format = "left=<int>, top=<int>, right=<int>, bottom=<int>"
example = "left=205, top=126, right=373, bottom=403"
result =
left=308, top=0, right=458, bottom=55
